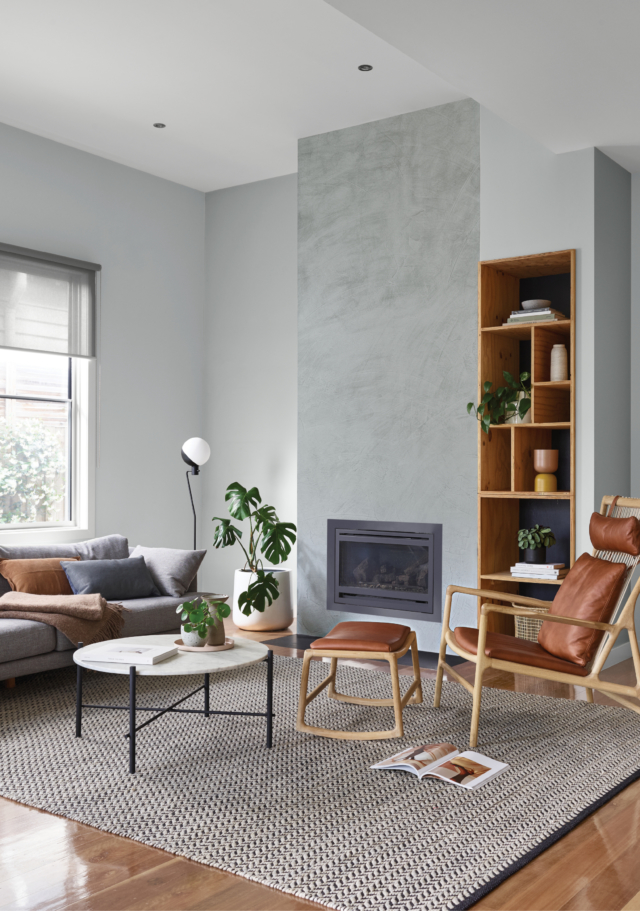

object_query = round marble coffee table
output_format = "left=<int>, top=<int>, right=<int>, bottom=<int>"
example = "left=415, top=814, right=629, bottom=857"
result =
left=74, top=634, right=272, bottom=773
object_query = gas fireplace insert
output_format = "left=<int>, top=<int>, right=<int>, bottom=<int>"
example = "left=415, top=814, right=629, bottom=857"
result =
left=327, top=519, right=442, bottom=622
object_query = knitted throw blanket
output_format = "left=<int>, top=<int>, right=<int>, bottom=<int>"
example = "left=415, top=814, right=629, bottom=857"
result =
left=0, top=591, right=125, bottom=646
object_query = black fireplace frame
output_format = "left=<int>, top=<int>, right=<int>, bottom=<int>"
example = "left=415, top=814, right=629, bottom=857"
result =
left=327, top=519, right=443, bottom=623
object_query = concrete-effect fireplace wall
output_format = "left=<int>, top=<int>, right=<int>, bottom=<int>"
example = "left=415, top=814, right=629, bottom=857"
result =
left=297, top=99, right=481, bottom=651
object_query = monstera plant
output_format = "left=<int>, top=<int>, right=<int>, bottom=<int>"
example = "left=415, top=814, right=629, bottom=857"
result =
left=212, top=482, right=297, bottom=617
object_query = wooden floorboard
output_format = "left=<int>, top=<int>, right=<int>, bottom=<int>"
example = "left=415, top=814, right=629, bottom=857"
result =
left=1, top=621, right=639, bottom=910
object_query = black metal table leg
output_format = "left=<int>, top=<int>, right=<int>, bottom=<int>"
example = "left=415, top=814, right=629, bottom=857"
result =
left=75, top=642, right=84, bottom=738
left=129, top=666, right=136, bottom=774
left=204, top=673, right=210, bottom=718
left=266, top=649, right=273, bottom=748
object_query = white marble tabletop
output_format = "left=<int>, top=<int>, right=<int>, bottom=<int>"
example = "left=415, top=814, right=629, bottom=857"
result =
left=73, top=634, right=269, bottom=676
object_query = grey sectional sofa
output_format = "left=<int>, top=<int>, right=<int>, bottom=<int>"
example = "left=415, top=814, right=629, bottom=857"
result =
left=0, top=535, right=203, bottom=682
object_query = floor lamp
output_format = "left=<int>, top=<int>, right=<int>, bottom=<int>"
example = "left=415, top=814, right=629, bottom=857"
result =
left=181, top=437, right=211, bottom=550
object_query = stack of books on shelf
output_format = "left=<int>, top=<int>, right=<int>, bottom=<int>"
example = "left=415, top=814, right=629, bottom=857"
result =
left=510, top=563, right=568, bottom=581
left=503, top=307, right=567, bottom=325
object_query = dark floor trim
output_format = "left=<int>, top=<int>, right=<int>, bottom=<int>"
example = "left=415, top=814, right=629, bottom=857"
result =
left=267, top=634, right=467, bottom=668
left=452, top=764, right=640, bottom=910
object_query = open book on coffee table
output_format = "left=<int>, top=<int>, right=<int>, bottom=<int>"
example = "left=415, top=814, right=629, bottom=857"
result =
left=371, top=742, right=508, bottom=789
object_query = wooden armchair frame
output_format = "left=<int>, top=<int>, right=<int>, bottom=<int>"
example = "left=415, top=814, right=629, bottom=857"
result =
left=435, top=495, right=640, bottom=748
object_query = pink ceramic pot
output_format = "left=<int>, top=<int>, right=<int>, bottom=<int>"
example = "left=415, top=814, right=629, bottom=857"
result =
left=533, top=449, right=559, bottom=473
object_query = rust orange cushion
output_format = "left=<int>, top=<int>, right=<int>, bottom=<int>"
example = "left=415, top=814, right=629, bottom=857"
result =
left=0, top=557, right=80, bottom=595
left=310, top=621, right=411, bottom=652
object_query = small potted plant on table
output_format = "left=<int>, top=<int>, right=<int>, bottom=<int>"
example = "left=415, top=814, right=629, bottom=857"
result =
left=517, top=524, right=556, bottom=564
left=177, top=596, right=230, bottom=648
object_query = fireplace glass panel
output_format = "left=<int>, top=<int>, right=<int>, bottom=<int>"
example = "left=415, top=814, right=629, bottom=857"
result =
left=338, top=539, right=430, bottom=596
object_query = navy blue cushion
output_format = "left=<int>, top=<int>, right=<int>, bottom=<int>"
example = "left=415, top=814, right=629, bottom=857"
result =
left=61, top=557, right=159, bottom=600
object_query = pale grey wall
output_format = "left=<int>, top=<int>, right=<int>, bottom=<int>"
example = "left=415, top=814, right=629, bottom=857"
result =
left=201, top=175, right=298, bottom=598
left=298, top=99, right=480, bottom=650
left=480, top=107, right=596, bottom=555
left=0, top=121, right=206, bottom=549
left=594, top=149, right=631, bottom=505
left=632, top=173, right=640, bottom=496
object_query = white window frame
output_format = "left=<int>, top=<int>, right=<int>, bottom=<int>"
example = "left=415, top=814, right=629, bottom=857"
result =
left=0, top=239, right=100, bottom=546
left=0, top=354, right=96, bottom=545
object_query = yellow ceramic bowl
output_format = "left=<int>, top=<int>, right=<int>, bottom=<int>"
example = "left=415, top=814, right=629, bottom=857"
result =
left=534, top=473, right=557, bottom=492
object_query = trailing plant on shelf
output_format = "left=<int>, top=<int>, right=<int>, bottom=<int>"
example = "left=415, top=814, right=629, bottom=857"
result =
left=467, top=371, right=531, bottom=435
left=212, top=482, right=297, bottom=616
left=517, top=524, right=556, bottom=551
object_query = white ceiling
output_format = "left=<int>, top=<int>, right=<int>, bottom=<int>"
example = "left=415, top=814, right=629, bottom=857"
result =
left=2, top=1, right=640, bottom=191
left=0, top=0, right=463, bottom=192
left=326, top=0, right=640, bottom=174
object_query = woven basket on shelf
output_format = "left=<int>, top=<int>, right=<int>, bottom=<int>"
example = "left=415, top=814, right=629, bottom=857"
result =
left=514, top=605, right=550, bottom=642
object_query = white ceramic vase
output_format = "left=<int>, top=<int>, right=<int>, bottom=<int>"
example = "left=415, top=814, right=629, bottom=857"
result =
left=232, top=568, right=293, bottom=631
left=505, top=391, right=532, bottom=425
left=181, top=624, right=206, bottom=647
left=550, top=344, right=568, bottom=382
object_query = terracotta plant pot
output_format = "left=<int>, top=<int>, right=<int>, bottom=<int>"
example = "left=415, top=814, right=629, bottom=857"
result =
left=533, top=449, right=559, bottom=473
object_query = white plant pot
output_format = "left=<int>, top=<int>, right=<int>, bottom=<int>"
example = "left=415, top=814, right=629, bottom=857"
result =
left=505, top=391, right=531, bottom=425
left=181, top=624, right=206, bottom=648
left=232, top=568, right=293, bottom=631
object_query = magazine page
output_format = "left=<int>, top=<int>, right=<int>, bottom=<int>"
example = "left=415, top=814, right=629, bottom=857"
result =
left=425, top=750, right=508, bottom=789
left=371, top=743, right=458, bottom=777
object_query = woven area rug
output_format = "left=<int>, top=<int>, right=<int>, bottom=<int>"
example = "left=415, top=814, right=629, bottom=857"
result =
left=2, top=656, right=640, bottom=911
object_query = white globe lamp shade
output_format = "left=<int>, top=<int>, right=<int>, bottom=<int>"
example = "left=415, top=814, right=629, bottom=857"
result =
left=182, top=437, right=211, bottom=468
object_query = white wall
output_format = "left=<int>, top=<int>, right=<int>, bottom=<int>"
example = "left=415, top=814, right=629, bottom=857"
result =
left=593, top=149, right=631, bottom=506
left=480, top=107, right=596, bottom=555
left=631, top=173, right=640, bottom=496
left=200, top=175, right=298, bottom=600
left=0, top=121, right=206, bottom=549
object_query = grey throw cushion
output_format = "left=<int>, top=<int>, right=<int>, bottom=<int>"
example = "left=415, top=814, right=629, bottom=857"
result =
left=61, top=557, right=159, bottom=600
left=129, top=546, right=206, bottom=597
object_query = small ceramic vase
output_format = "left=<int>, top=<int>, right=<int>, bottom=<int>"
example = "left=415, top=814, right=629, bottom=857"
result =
left=534, top=473, right=557, bottom=492
left=181, top=625, right=206, bottom=648
left=533, top=450, right=559, bottom=473
left=550, top=344, right=568, bottom=382
left=206, top=616, right=226, bottom=647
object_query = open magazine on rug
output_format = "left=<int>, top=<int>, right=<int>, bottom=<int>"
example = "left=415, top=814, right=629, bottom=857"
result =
left=371, top=742, right=508, bottom=790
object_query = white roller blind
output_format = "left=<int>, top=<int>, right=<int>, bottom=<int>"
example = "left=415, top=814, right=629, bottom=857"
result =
left=0, top=249, right=97, bottom=358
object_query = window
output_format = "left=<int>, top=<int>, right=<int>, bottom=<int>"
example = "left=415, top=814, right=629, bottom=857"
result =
left=0, top=349, right=73, bottom=526
left=0, top=244, right=99, bottom=532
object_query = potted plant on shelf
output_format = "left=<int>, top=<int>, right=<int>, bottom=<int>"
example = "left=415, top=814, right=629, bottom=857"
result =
left=212, top=482, right=297, bottom=631
left=177, top=596, right=230, bottom=648
left=467, top=370, right=531, bottom=435
left=517, top=524, right=556, bottom=564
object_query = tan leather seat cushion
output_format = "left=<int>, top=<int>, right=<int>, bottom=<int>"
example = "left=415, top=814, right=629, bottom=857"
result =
left=453, top=627, right=590, bottom=677
left=0, top=557, right=80, bottom=596
left=589, top=512, right=640, bottom=556
left=538, top=552, right=627, bottom=666
left=310, top=621, right=411, bottom=652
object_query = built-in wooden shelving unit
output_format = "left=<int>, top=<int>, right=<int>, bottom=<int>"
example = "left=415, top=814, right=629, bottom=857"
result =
left=477, top=249, right=576, bottom=634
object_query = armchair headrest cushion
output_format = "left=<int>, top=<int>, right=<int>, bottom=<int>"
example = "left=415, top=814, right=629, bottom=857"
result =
left=589, top=511, right=640, bottom=555
left=538, top=553, right=627, bottom=667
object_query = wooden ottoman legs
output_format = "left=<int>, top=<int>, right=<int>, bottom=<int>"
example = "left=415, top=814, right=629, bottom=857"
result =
left=296, top=631, right=423, bottom=741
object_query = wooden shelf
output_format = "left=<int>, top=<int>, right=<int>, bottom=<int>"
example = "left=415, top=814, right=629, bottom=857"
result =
left=480, top=491, right=572, bottom=499
left=534, top=380, right=572, bottom=390
left=481, top=571, right=564, bottom=586
left=481, top=320, right=571, bottom=337
left=487, top=422, right=571, bottom=430
left=478, top=248, right=576, bottom=635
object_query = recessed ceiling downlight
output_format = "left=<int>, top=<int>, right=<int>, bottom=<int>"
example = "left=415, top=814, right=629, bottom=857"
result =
left=153, top=122, right=166, bottom=128
left=358, top=64, right=373, bottom=71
